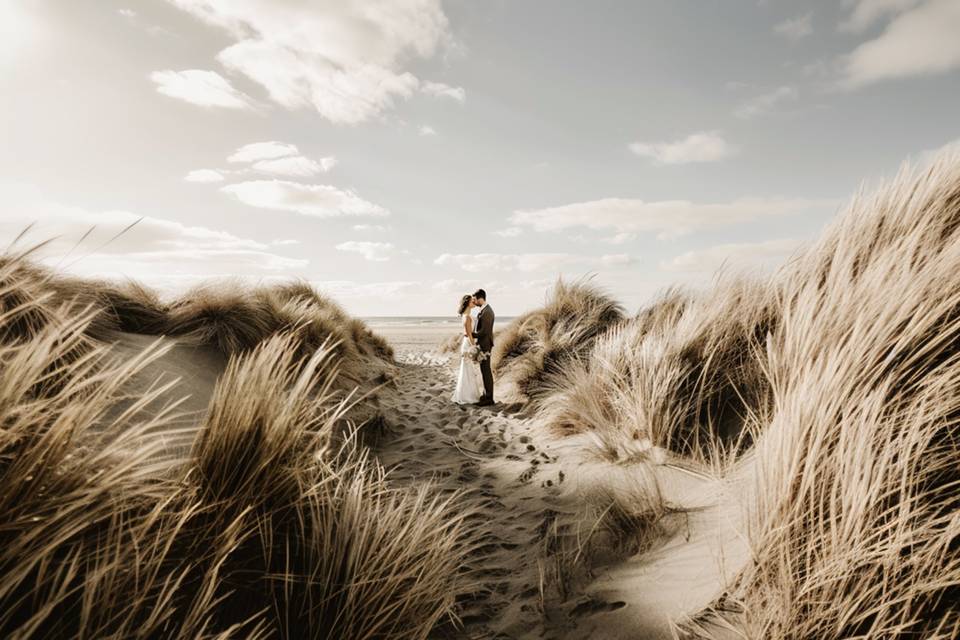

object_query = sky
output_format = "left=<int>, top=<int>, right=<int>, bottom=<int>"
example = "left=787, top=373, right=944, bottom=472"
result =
left=1, top=0, right=959, bottom=316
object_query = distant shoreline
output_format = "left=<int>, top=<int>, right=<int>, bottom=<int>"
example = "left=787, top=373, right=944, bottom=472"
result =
left=364, top=317, right=516, bottom=354
left=363, top=316, right=517, bottom=327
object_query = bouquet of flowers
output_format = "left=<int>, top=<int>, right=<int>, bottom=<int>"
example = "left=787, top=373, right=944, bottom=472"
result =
left=467, top=345, right=489, bottom=363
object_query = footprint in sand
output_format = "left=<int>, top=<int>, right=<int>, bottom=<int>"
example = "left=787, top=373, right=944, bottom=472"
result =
left=478, top=440, right=500, bottom=454
left=519, top=585, right=539, bottom=599
left=568, top=597, right=627, bottom=618
left=518, top=465, right=540, bottom=484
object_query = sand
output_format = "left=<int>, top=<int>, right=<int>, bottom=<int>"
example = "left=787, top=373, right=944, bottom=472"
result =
left=373, top=324, right=457, bottom=355
left=103, top=330, right=754, bottom=639
left=101, top=332, right=226, bottom=466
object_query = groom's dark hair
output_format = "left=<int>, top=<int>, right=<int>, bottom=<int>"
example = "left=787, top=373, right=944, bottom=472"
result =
left=473, top=289, right=487, bottom=301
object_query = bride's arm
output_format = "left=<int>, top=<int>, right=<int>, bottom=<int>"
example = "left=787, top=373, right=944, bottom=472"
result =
left=464, top=316, right=476, bottom=345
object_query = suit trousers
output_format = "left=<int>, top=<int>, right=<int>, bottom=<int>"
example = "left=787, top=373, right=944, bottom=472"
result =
left=479, top=356, right=494, bottom=401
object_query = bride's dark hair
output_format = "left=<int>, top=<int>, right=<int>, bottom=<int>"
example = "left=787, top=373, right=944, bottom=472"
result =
left=457, top=294, right=472, bottom=315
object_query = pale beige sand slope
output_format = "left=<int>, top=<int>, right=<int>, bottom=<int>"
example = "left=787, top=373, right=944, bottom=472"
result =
left=100, top=332, right=225, bottom=464
left=560, top=443, right=755, bottom=639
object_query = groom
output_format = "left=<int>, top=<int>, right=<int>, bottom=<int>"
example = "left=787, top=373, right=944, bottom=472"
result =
left=471, top=289, right=496, bottom=406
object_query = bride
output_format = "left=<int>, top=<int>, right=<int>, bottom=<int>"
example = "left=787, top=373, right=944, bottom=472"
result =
left=451, top=294, right=485, bottom=405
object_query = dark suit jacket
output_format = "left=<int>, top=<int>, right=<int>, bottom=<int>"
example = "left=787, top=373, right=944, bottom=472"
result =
left=472, top=304, right=495, bottom=352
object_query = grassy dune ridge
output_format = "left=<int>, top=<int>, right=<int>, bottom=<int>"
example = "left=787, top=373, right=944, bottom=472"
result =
left=493, top=152, right=960, bottom=637
left=0, top=256, right=471, bottom=639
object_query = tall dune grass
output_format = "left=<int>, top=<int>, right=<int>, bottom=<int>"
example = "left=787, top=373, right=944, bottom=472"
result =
left=0, top=255, right=467, bottom=639
left=540, top=278, right=776, bottom=462
left=701, top=154, right=960, bottom=638
left=493, top=279, right=625, bottom=403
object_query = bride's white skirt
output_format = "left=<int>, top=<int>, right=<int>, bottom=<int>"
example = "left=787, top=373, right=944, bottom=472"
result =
left=451, top=337, right=484, bottom=404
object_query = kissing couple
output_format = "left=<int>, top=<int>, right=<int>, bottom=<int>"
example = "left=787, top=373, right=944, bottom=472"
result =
left=451, top=289, right=496, bottom=406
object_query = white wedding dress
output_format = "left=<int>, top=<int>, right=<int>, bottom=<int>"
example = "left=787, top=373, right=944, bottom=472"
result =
left=451, top=315, right=484, bottom=405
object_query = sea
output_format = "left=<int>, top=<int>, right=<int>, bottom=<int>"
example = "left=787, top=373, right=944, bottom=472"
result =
left=362, top=316, right=516, bottom=328
left=362, top=316, right=517, bottom=355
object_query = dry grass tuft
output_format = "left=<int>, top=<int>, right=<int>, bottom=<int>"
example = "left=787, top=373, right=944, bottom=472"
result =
left=165, top=280, right=280, bottom=354
left=493, top=279, right=625, bottom=403
left=540, top=279, right=776, bottom=462
left=536, top=471, right=675, bottom=605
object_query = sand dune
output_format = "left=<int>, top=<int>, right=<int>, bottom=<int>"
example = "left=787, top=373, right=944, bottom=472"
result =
left=100, top=333, right=226, bottom=464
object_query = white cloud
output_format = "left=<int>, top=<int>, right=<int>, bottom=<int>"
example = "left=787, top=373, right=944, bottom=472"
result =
left=840, top=0, right=960, bottom=88
left=434, top=253, right=633, bottom=273
left=600, top=254, right=633, bottom=267
left=353, top=224, right=391, bottom=232
left=433, top=278, right=556, bottom=302
left=839, top=0, right=923, bottom=32
left=511, top=196, right=837, bottom=240
left=433, top=279, right=481, bottom=294
left=314, top=280, right=422, bottom=298
left=603, top=232, right=637, bottom=245
left=629, top=131, right=734, bottom=165
left=118, top=8, right=137, bottom=19
left=661, top=238, right=801, bottom=273
left=494, top=227, right=523, bottom=238
left=150, top=69, right=254, bottom=109
left=184, top=169, right=225, bottom=183
left=227, top=141, right=298, bottom=163
left=166, top=0, right=454, bottom=124
left=774, top=13, right=813, bottom=40
left=0, top=187, right=304, bottom=282
left=335, top=241, right=395, bottom=262
left=252, top=155, right=336, bottom=177
left=418, top=125, right=438, bottom=136
left=421, top=81, right=466, bottom=102
left=222, top=142, right=336, bottom=176
left=222, top=180, right=388, bottom=218
left=735, top=86, right=798, bottom=119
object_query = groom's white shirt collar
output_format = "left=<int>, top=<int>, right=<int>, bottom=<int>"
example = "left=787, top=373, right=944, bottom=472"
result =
left=478, top=303, right=488, bottom=314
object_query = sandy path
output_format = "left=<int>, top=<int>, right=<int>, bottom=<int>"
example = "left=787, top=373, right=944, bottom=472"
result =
left=374, top=359, right=643, bottom=639
left=375, top=359, right=560, bottom=638
left=377, top=356, right=754, bottom=640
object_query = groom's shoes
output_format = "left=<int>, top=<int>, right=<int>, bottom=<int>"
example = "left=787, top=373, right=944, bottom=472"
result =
left=476, top=398, right=495, bottom=407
